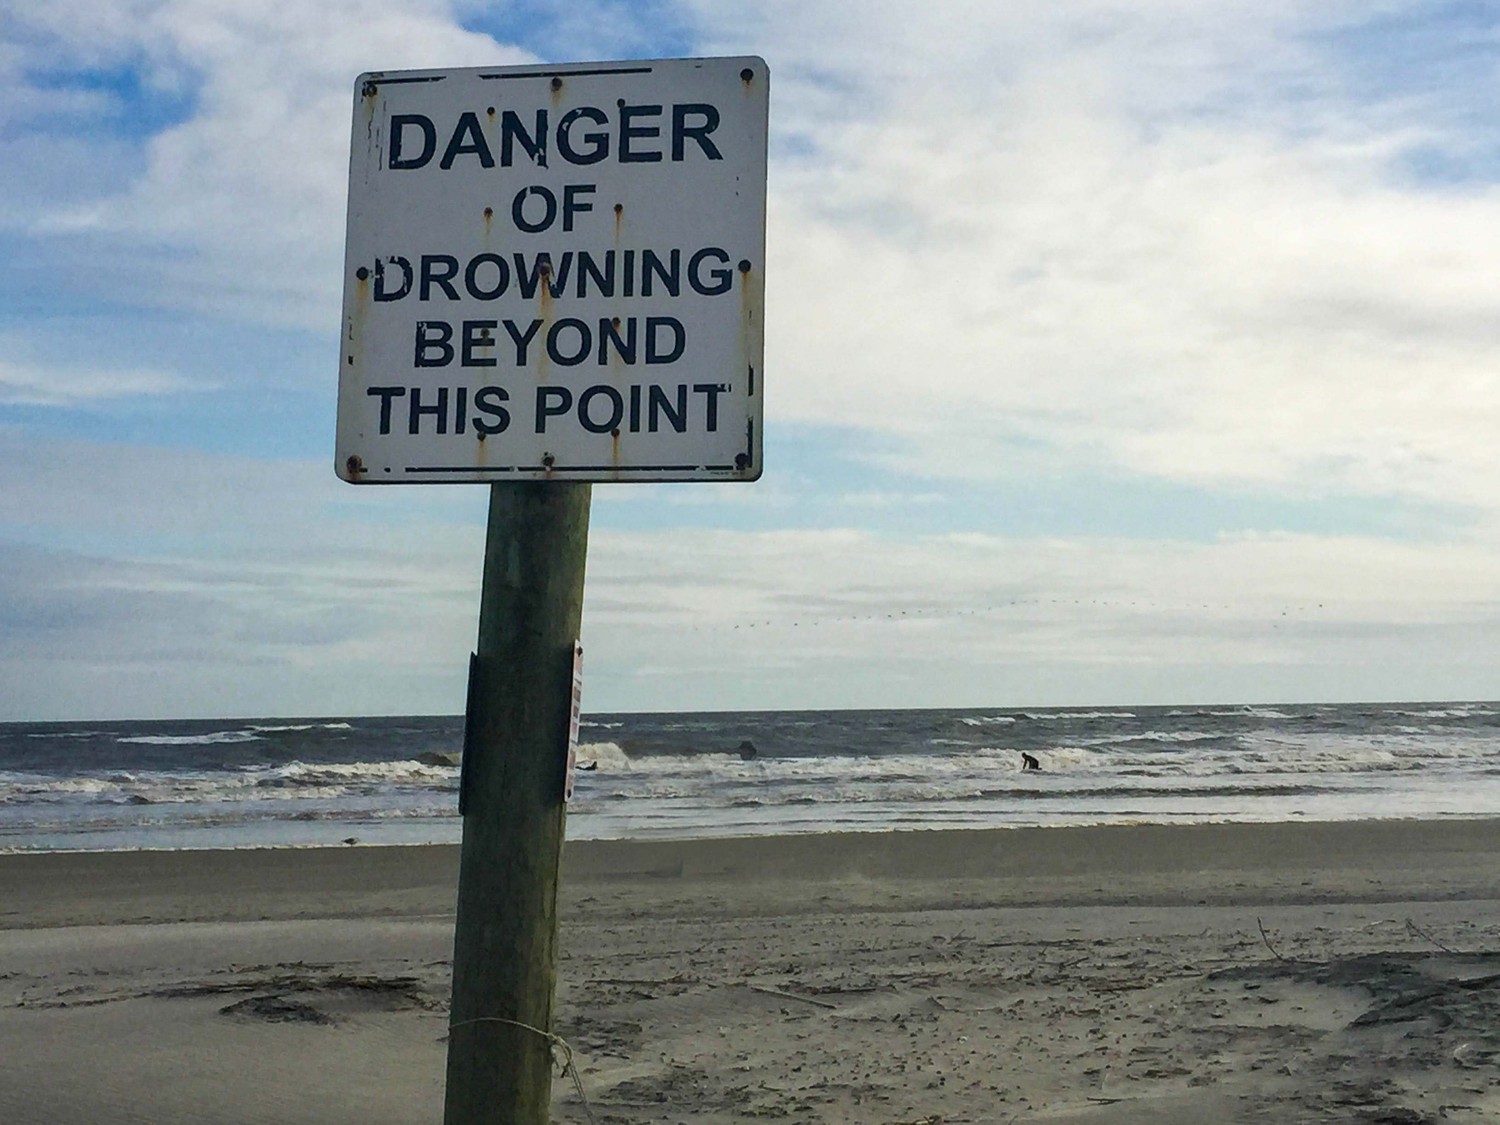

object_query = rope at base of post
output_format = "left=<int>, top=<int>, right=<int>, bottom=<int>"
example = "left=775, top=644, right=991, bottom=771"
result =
left=447, top=1016, right=598, bottom=1124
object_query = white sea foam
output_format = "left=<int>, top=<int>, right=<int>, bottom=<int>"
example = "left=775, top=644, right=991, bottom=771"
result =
left=576, top=741, right=632, bottom=769
left=10, top=704, right=1500, bottom=849
left=117, top=731, right=263, bottom=746
left=1079, top=731, right=1229, bottom=746
left=247, top=721, right=355, bottom=733
left=1392, top=706, right=1499, bottom=719
left=1019, top=711, right=1137, bottom=721
left=251, top=760, right=456, bottom=789
left=1207, top=707, right=1296, bottom=719
left=0, top=758, right=459, bottom=806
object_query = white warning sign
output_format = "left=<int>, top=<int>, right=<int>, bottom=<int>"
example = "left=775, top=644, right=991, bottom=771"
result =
left=336, top=57, right=768, bottom=483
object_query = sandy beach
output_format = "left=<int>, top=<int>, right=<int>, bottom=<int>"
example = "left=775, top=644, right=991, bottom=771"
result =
left=3, top=820, right=1500, bottom=1122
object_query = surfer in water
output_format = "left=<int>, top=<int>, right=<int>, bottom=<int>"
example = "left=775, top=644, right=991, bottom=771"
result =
left=1020, top=752, right=1041, bottom=771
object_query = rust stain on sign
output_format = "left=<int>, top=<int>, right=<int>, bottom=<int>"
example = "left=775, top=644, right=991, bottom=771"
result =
left=336, top=58, right=767, bottom=484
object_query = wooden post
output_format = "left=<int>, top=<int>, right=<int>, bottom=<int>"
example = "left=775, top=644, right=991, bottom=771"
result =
left=443, top=481, right=591, bottom=1124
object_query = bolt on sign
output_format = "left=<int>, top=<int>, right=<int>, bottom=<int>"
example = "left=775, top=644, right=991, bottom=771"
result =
left=336, top=57, right=768, bottom=483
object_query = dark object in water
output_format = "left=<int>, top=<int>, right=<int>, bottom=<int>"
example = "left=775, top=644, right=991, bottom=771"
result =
left=1020, top=752, right=1041, bottom=771
left=738, top=740, right=759, bottom=761
left=417, top=750, right=461, bottom=767
left=576, top=760, right=598, bottom=772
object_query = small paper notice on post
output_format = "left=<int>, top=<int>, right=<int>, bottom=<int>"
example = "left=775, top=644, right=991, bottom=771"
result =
left=565, top=642, right=583, bottom=802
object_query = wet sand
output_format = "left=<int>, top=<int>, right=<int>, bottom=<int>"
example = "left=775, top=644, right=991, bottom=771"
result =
left=2, top=820, right=1499, bottom=1122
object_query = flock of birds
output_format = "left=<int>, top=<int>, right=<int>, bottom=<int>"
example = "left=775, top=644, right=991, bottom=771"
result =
left=686, top=596, right=1332, bottom=633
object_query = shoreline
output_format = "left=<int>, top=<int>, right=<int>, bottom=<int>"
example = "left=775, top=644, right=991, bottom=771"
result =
left=4, top=817, right=1500, bottom=1121
left=4, top=817, right=1500, bottom=929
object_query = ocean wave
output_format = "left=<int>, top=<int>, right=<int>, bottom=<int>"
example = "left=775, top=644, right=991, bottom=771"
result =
left=1082, top=731, right=1232, bottom=746
left=117, top=731, right=264, bottom=746
left=250, top=760, right=456, bottom=790
left=0, top=758, right=458, bottom=806
left=590, top=779, right=1341, bottom=809
left=3, top=776, right=122, bottom=799
left=574, top=741, right=637, bottom=769
left=1388, top=706, right=1500, bottom=720
left=1019, top=711, right=1137, bottom=721
left=248, top=722, right=355, bottom=733
left=9, top=702, right=1500, bottom=850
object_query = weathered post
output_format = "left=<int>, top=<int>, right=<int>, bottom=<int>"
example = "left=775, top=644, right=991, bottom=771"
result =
left=443, top=481, right=591, bottom=1123
left=334, top=55, right=766, bottom=1125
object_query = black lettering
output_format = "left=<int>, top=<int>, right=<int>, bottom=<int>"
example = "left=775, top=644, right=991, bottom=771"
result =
left=440, top=111, right=495, bottom=169
left=646, top=317, right=686, bottom=364
left=562, top=183, right=595, bottom=231
left=464, top=253, right=508, bottom=299
left=648, top=383, right=687, bottom=432
left=388, top=114, right=436, bottom=169
left=672, top=104, right=722, bottom=161
left=688, top=247, right=732, bottom=295
left=473, top=386, right=511, bottom=434
left=373, top=256, right=412, bottom=301
left=454, top=385, right=468, bottom=434
left=504, top=318, right=543, bottom=364
left=414, top=321, right=454, bottom=367
left=557, top=106, right=609, bottom=164
left=576, top=250, right=615, bottom=297
left=512, top=252, right=571, bottom=298
left=408, top=385, right=448, bottom=434
left=366, top=386, right=406, bottom=434
left=598, top=317, right=637, bottom=364
left=693, top=382, right=724, bottom=431
left=536, top=386, right=572, bottom=432
left=462, top=320, right=497, bottom=367
left=641, top=249, right=680, bottom=297
left=420, top=255, right=460, bottom=301
left=547, top=318, right=591, bottom=366
left=512, top=185, right=557, bottom=233
left=619, top=104, right=663, bottom=162
left=500, top=109, right=547, bottom=167
left=578, top=385, right=625, bottom=432
left=513, top=252, right=549, bottom=298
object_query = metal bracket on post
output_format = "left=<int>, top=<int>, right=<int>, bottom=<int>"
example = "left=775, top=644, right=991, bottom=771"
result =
left=459, top=652, right=478, bottom=817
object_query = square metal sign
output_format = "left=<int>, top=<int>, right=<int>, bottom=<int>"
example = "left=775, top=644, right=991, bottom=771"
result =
left=335, top=56, right=768, bottom=483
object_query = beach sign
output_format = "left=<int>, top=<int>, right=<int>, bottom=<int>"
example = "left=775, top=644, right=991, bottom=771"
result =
left=336, top=57, right=769, bottom=484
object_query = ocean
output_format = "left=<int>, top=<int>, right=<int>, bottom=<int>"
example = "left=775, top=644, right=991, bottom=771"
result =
left=2, top=703, right=1499, bottom=852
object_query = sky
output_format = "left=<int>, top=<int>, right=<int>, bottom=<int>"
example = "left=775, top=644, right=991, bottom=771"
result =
left=4, top=0, right=1500, bottom=720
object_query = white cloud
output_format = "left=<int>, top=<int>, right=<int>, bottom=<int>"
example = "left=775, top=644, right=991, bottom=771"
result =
left=708, top=1, right=1500, bottom=515
left=4, top=427, right=1499, bottom=718
left=581, top=522, right=1500, bottom=710
left=0, top=353, right=202, bottom=406
left=12, top=0, right=1500, bottom=515
left=6, top=0, right=1500, bottom=718
left=8, top=0, right=534, bottom=324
